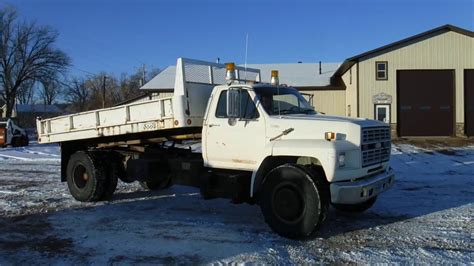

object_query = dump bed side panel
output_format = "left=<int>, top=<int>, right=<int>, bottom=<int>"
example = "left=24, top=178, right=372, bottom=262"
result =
left=37, top=97, right=176, bottom=144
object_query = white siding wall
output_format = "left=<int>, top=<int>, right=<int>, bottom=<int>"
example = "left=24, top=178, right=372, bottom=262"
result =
left=151, top=92, right=174, bottom=99
left=302, top=90, right=346, bottom=116
left=342, top=66, right=358, bottom=117
left=127, top=92, right=174, bottom=105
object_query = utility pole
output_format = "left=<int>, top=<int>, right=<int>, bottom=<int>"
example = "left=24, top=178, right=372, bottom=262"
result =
left=102, top=75, right=106, bottom=108
left=142, top=64, right=147, bottom=86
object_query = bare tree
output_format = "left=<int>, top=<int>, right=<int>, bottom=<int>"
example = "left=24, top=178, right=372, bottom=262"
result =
left=64, top=67, right=162, bottom=112
left=0, top=6, right=70, bottom=117
left=147, top=67, right=161, bottom=82
left=64, top=78, right=89, bottom=112
left=118, top=67, right=160, bottom=103
left=16, top=79, right=35, bottom=104
left=39, top=75, right=62, bottom=105
left=119, top=72, right=141, bottom=101
left=85, top=73, right=120, bottom=109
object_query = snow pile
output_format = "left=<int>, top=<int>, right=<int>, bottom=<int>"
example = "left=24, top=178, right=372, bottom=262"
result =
left=0, top=143, right=60, bottom=161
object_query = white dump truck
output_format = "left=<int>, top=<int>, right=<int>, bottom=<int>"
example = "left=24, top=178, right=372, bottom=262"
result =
left=37, top=58, right=394, bottom=239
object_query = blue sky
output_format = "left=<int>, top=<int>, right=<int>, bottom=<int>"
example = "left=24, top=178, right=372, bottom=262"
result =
left=6, top=0, right=474, bottom=77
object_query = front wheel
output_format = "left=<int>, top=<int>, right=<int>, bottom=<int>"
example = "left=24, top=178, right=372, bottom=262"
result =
left=259, top=164, right=328, bottom=239
left=332, top=196, right=377, bottom=213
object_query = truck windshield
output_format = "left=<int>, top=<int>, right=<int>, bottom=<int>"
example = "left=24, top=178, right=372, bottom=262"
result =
left=254, top=87, right=317, bottom=116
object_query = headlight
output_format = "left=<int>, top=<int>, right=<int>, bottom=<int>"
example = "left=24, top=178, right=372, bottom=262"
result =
left=338, top=152, right=346, bottom=168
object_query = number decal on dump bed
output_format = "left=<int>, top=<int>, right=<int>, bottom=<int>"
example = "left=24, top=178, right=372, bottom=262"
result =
left=143, top=122, right=157, bottom=131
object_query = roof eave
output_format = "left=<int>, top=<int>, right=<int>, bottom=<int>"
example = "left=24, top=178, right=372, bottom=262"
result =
left=333, top=24, right=473, bottom=77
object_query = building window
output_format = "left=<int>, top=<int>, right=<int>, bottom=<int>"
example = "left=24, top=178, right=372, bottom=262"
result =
left=375, top=61, right=388, bottom=80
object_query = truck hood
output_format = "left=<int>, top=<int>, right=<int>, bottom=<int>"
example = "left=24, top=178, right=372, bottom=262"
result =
left=265, top=114, right=387, bottom=145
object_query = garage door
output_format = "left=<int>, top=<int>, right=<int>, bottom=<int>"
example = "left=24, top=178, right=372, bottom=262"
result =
left=397, top=70, right=454, bottom=136
left=465, top=69, right=474, bottom=136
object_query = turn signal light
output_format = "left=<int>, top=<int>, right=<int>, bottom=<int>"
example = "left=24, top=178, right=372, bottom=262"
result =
left=325, top=132, right=336, bottom=141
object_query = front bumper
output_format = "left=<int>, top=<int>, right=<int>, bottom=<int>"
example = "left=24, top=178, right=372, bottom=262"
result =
left=330, top=167, right=395, bottom=204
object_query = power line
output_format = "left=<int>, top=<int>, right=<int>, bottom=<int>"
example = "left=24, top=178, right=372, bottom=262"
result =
left=69, top=66, right=96, bottom=77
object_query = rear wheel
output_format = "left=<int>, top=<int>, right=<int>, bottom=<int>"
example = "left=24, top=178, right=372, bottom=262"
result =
left=94, top=152, right=119, bottom=200
left=118, top=156, right=134, bottom=183
left=139, top=160, right=173, bottom=191
left=332, top=197, right=377, bottom=213
left=66, top=151, right=106, bottom=202
left=139, top=175, right=172, bottom=191
left=260, top=164, right=328, bottom=239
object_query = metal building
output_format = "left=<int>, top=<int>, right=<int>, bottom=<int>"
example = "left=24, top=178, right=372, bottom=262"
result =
left=336, top=24, right=474, bottom=137
left=140, top=24, right=473, bottom=137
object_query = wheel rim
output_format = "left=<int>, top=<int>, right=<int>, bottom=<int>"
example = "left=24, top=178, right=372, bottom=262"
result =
left=73, top=164, right=89, bottom=189
left=272, top=182, right=305, bottom=223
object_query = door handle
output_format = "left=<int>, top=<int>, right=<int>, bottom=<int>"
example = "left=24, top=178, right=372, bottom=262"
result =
left=208, top=124, right=220, bottom=127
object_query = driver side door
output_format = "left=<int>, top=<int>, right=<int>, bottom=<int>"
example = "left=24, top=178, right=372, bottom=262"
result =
left=204, top=88, right=266, bottom=170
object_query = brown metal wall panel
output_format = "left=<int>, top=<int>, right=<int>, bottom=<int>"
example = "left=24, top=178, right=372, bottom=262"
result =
left=465, top=69, right=474, bottom=136
left=397, top=70, right=454, bottom=136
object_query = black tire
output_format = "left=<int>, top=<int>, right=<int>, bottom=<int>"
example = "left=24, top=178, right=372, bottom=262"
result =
left=66, top=151, right=106, bottom=202
left=139, top=175, right=172, bottom=191
left=10, top=137, right=20, bottom=147
left=119, top=174, right=135, bottom=183
left=260, top=163, right=328, bottom=239
left=20, top=135, right=29, bottom=147
left=199, top=171, right=214, bottom=200
left=118, top=156, right=134, bottom=183
left=94, top=152, right=119, bottom=200
left=332, top=196, right=377, bottom=213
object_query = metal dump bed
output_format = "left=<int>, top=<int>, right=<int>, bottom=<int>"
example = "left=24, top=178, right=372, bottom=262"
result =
left=37, top=58, right=260, bottom=144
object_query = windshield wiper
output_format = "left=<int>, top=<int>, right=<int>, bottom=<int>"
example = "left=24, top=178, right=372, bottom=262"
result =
left=278, top=108, right=315, bottom=115
left=278, top=109, right=295, bottom=114
left=300, top=108, right=316, bottom=114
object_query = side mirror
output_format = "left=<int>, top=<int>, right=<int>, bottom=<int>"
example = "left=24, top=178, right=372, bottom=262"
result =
left=226, top=88, right=240, bottom=118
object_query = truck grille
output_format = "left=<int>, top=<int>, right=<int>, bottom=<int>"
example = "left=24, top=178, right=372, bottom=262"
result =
left=361, top=127, right=391, bottom=167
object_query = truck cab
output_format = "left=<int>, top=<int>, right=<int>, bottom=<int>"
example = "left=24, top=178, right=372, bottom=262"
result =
left=199, top=73, right=394, bottom=237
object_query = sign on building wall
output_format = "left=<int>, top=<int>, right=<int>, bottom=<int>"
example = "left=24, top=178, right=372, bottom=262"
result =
left=372, top=92, right=392, bottom=104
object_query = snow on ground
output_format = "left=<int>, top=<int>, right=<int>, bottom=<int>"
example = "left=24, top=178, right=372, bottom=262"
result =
left=0, top=142, right=472, bottom=264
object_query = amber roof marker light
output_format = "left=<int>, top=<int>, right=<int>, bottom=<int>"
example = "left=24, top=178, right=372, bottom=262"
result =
left=225, top=62, right=236, bottom=82
left=271, top=70, right=279, bottom=85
